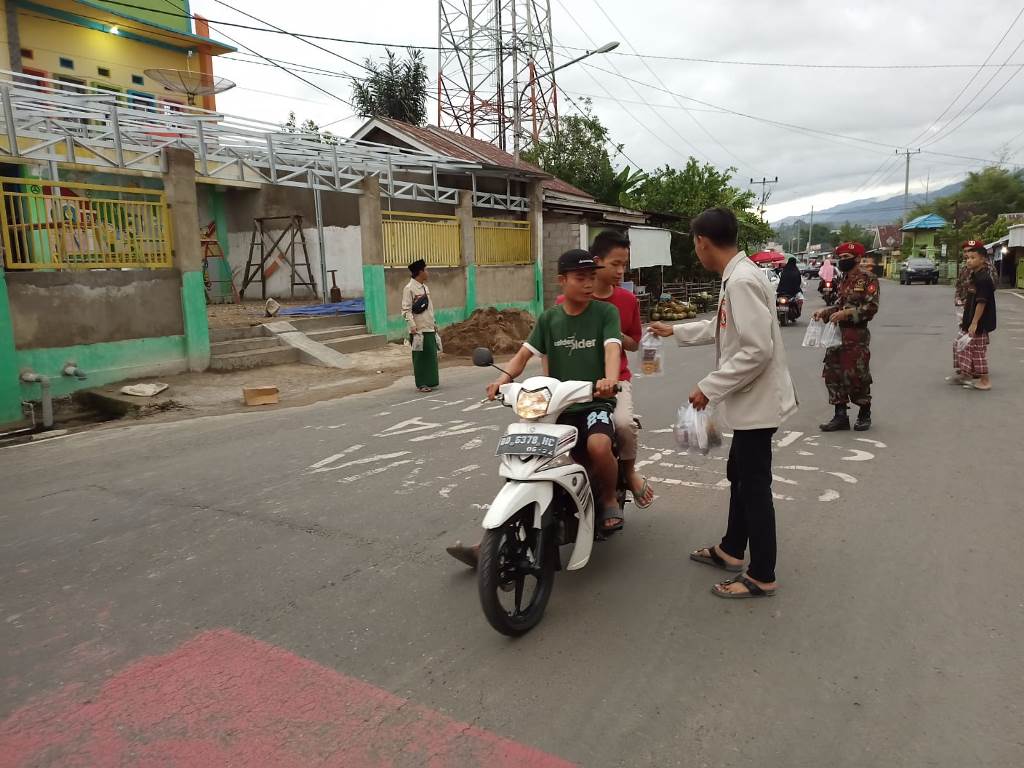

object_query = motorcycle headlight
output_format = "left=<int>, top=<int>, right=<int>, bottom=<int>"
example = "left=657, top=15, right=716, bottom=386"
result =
left=514, top=388, right=551, bottom=419
left=779, top=297, right=787, bottom=304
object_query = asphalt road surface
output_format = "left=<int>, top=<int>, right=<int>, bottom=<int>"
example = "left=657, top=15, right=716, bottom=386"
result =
left=2, top=282, right=1023, bottom=767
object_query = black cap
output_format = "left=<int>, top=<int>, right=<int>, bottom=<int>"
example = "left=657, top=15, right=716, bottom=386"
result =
left=558, top=248, right=602, bottom=274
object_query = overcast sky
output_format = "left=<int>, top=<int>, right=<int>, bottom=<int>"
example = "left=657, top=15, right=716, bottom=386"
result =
left=193, top=0, right=1024, bottom=221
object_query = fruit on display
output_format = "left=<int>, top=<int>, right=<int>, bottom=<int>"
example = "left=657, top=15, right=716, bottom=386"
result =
left=649, top=299, right=697, bottom=321
left=691, top=291, right=713, bottom=313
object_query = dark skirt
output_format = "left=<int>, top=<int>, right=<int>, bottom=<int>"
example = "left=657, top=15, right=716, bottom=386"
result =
left=412, top=331, right=439, bottom=389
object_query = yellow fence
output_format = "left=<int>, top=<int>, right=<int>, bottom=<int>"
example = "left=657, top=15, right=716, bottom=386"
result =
left=382, top=211, right=461, bottom=268
left=0, top=177, right=172, bottom=270
left=474, top=218, right=532, bottom=265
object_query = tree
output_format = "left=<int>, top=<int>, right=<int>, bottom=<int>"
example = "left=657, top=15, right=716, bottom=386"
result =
left=351, top=48, right=428, bottom=125
left=624, top=159, right=774, bottom=278
left=521, top=100, right=646, bottom=205
left=282, top=112, right=338, bottom=145
left=834, top=221, right=874, bottom=251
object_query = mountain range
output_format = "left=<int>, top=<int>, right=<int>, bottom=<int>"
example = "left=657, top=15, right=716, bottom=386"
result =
left=772, top=181, right=964, bottom=227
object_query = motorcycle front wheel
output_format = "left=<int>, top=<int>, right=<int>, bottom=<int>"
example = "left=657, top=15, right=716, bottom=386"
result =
left=478, top=507, right=556, bottom=637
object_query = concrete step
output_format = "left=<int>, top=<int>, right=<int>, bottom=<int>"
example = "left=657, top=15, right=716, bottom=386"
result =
left=284, top=313, right=365, bottom=331
left=304, top=325, right=368, bottom=343
left=209, top=325, right=272, bottom=343
left=210, top=336, right=287, bottom=355
left=209, top=346, right=300, bottom=371
left=321, top=333, right=388, bottom=354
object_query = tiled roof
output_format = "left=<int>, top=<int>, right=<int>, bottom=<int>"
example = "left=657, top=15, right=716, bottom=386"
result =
left=371, top=117, right=594, bottom=200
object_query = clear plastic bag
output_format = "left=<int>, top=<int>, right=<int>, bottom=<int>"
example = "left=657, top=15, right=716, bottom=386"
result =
left=820, top=322, right=842, bottom=349
left=410, top=332, right=424, bottom=352
left=955, top=332, right=972, bottom=352
left=675, top=403, right=724, bottom=455
left=635, top=329, right=664, bottom=377
left=802, top=319, right=825, bottom=347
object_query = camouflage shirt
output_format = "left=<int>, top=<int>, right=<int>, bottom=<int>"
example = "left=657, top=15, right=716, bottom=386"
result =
left=824, top=265, right=879, bottom=326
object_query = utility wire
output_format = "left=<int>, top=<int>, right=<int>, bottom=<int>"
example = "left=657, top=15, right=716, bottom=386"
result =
left=923, top=56, right=1024, bottom=147
left=589, top=0, right=755, bottom=173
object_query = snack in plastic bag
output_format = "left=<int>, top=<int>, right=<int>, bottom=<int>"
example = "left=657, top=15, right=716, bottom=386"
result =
left=636, top=329, right=665, bottom=377
left=802, top=319, right=825, bottom=347
left=675, top=403, right=724, bottom=455
left=955, top=332, right=972, bottom=352
left=820, top=322, right=842, bottom=349
left=410, top=332, right=424, bottom=352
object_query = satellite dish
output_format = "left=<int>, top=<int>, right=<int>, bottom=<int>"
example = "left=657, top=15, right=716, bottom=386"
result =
left=144, top=68, right=235, bottom=106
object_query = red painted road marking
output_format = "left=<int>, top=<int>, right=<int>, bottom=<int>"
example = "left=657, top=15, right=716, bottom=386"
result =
left=0, top=629, right=577, bottom=768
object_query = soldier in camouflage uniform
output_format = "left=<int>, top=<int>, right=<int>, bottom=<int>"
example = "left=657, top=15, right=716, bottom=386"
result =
left=814, top=242, right=880, bottom=432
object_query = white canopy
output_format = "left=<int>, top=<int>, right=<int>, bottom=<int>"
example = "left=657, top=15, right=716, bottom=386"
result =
left=627, top=226, right=673, bottom=268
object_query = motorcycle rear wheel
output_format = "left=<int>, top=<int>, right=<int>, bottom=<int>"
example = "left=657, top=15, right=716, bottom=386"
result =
left=478, top=508, right=556, bottom=637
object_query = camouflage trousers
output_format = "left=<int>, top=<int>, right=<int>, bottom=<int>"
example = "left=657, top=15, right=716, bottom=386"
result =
left=823, top=327, right=872, bottom=406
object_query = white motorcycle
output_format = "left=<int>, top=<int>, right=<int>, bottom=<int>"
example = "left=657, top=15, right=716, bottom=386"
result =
left=471, top=348, right=630, bottom=636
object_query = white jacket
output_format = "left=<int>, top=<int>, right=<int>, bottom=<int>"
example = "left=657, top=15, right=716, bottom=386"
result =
left=401, top=279, right=436, bottom=334
left=671, top=252, right=798, bottom=430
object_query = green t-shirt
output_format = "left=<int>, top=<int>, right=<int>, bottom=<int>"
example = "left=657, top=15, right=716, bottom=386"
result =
left=525, top=301, right=621, bottom=412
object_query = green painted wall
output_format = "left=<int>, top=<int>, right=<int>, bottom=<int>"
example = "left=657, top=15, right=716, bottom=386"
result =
left=465, top=265, right=478, bottom=315
left=180, top=270, right=209, bottom=370
left=362, top=265, right=388, bottom=334
left=0, top=271, right=23, bottom=424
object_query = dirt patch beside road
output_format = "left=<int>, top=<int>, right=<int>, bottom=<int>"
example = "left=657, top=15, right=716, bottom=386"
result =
left=440, top=308, right=534, bottom=357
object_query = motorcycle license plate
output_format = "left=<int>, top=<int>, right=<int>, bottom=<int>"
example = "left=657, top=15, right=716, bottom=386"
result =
left=496, top=433, right=558, bottom=457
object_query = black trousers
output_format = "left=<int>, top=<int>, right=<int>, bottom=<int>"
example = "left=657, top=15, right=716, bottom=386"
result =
left=719, top=428, right=777, bottom=583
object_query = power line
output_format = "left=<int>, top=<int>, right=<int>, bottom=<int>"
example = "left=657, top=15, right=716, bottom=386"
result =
left=904, top=5, right=1024, bottom=148
left=553, top=83, right=642, bottom=169
left=553, top=0, right=711, bottom=165
left=589, top=0, right=755, bottom=174
left=923, top=59, right=1024, bottom=148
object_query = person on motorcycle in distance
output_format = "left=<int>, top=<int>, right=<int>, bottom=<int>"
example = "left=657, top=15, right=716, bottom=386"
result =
left=777, top=257, right=803, bottom=297
left=446, top=248, right=623, bottom=569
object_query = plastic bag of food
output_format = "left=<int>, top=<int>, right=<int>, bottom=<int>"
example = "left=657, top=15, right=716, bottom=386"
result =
left=802, top=319, right=825, bottom=347
left=675, top=403, right=724, bottom=455
left=636, top=329, right=665, bottom=377
left=955, top=332, right=972, bottom=352
left=410, top=332, right=424, bottom=352
left=820, top=322, right=842, bottom=349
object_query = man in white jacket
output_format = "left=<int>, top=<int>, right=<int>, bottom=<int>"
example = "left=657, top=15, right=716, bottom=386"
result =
left=651, top=208, right=798, bottom=599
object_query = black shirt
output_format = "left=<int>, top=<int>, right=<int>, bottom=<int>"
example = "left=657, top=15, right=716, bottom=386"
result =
left=961, top=270, right=997, bottom=334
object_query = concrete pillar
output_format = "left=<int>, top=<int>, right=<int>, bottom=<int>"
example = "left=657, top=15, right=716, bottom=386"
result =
left=358, top=176, right=387, bottom=334
left=527, top=180, right=545, bottom=314
left=457, top=190, right=477, bottom=315
left=162, top=147, right=209, bottom=372
left=0, top=269, right=24, bottom=426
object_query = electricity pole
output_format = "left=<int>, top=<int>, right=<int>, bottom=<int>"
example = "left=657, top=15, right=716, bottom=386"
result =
left=806, top=205, right=814, bottom=252
left=898, top=148, right=921, bottom=224
left=750, top=176, right=778, bottom=221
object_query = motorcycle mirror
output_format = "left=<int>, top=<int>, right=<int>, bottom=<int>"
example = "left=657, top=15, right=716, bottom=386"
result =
left=472, top=347, right=494, bottom=367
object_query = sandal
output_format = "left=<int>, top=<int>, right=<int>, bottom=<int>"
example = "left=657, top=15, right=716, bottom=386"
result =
left=418, top=386, right=434, bottom=393
left=599, top=506, right=624, bottom=533
left=632, top=478, right=655, bottom=509
left=963, top=381, right=991, bottom=391
left=689, top=546, right=743, bottom=572
left=445, top=541, right=479, bottom=570
left=711, top=574, right=776, bottom=599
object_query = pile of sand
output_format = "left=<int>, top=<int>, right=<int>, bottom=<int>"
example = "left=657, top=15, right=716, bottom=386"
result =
left=441, top=307, right=535, bottom=357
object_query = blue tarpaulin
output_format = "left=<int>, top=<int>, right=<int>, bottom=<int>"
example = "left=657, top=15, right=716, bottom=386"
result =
left=278, top=299, right=365, bottom=317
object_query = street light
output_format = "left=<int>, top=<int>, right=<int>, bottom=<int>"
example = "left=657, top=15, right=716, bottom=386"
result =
left=513, top=41, right=620, bottom=160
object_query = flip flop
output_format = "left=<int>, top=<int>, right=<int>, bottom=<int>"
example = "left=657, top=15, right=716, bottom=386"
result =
left=599, top=506, right=624, bottom=533
left=632, top=478, right=655, bottom=509
left=963, top=381, right=992, bottom=391
left=711, top=574, right=776, bottom=599
left=945, top=374, right=967, bottom=385
left=689, top=546, right=743, bottom=572
left=445, top=541, right=479, bottom=569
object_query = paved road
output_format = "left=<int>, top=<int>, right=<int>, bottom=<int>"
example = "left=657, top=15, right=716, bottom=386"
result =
left=2, top=283, right=1023, bottom=767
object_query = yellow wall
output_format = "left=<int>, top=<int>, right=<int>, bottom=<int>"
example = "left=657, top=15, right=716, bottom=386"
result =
left=17, top=10, right=191, bottom=103
left=0, top=0, right=11, bottom=72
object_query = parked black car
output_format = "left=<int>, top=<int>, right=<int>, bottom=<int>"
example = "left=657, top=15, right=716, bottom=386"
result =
left=899, top=258, right=940, bottom=285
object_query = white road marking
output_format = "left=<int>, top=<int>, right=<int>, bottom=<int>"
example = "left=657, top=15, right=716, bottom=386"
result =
left=340, top=460, right=415, bottom=484
left=715, top=478, right=731, bottom=488
left=452, top=465, right=480, bottom=475
left=777, top=431, right=804, bottom=447
left=430, top=399, right=469, bottom=410
left=650, top=427, right=674, bottom=434
left=439, top=484, right=458, bottom=498
left=647, top=476, right=708, bottom=488
left=828, top=471, right=858, bottom=484
left=840, top=448, right=875, bottom=462
left=1010, top=292, right=1024, bottom=302
left=309, top=451, right=411, bottom=475
left=855, top=438, right=887, bottom=448
left=798, top=450, right=815, bottom=456
left=307, top=444, right=364, bottom=470
left=374, top=416, right=444, bottom=437
left=773, top=492, right=795, bottom=502
left=819, top=489, right=841, bottom=502
left=772, top=474, right=799, bottom=486
left=409, top=424, right=499, bottom=442
left=471, top=503, right=490, bottom=510
left=777, top=465, right=819, bottom=471
left=461, top=401, right=484, bottom=412
left=660, top=462, right=724, bottom=474
left=461, top=437, right=484, bottom=451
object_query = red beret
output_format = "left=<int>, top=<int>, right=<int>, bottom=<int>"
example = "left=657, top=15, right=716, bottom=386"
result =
left=962, top=239, right=984, bottom=249
left=835, top=242, right=865, bottom=257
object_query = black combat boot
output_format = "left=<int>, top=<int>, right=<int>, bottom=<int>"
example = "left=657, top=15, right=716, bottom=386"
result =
left=819, top=405, right=850, bottom=432
left=854, top=405, right=872, bottom=431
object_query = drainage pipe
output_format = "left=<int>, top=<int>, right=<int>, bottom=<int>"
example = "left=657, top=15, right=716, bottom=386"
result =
left=19, top=371, right=53, bottom=428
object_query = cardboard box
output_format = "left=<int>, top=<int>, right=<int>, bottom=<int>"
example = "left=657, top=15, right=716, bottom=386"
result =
left=243, top=385, right=279, bottom=406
